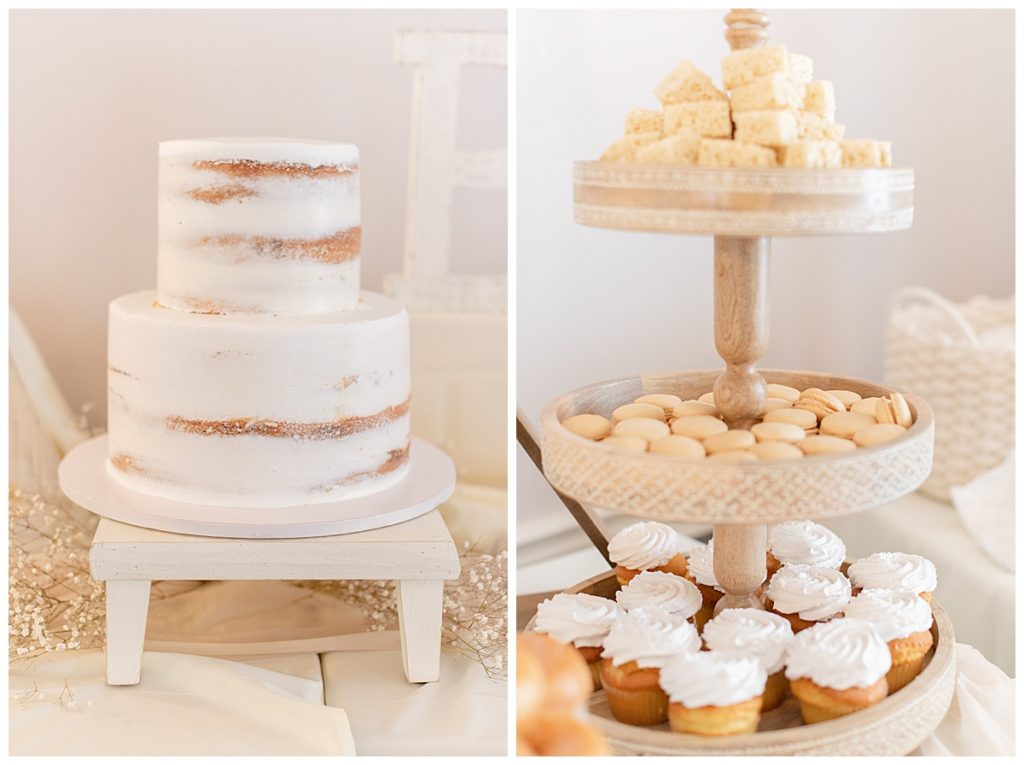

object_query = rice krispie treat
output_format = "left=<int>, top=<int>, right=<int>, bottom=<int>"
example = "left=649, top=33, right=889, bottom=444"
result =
left=730, top=73, right=806, bottom=113
left=698, top=139, right=778, bottom=168
left=625, top=108, right=665, bottom=136
left=734, top=110, right=799, bottom=147
left=796, top=112, right=845, bottom=142
left=636, top=132, right=702, bottom=165
left=722, top=45, right=812, bottom=90
left=655, top=60, right=728, bottom=105
left=841, top=139, right=893, bottom=168
left=803, top=81, right=836, bottom=119
left=778, top=140, right=842, bottom=168
left=664, top=101, right=732, bottom=138
left=601, top=132, right=660, bottom=162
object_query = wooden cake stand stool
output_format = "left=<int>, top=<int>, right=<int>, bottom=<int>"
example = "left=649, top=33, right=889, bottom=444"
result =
left=60, top=436, right=460, bottom=686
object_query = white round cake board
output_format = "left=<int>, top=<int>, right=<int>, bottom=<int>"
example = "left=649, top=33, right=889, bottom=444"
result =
left=58, top=435, right=456, bottom=539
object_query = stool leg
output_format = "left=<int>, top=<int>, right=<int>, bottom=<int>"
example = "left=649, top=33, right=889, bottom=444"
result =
left=104, top=580, right=151, bottom=685
left=396, top=579, right=444, bottom=683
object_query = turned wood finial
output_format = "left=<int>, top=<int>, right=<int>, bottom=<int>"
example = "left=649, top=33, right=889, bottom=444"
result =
left=724, top=8, right=770, bottom=51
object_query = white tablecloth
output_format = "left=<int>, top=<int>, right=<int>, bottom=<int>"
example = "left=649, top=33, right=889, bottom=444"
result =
left=9, top=650, right=356, bottom=756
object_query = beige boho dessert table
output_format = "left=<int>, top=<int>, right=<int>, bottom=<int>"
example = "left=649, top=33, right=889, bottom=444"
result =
left=526, top=8, right=952, bottom=755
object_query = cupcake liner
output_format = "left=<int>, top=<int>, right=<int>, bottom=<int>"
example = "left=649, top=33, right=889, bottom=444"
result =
left=790, top=677, right=887, bottom=725
left=603, top=682, right=669, bottom=726
left=588, top=659, right=603, bottom=691
left=667, top=697, right=762, bottom=736
left=886, top=653, right=926, bottom=693
left=761, top=670, right=789, bottom=712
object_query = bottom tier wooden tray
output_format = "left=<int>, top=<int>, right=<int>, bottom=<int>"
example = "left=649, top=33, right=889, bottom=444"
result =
left=528, top=571, right=956, bottom=756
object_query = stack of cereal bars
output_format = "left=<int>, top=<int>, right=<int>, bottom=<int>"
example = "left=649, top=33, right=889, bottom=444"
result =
left=601, top=45, right=891, bottom=169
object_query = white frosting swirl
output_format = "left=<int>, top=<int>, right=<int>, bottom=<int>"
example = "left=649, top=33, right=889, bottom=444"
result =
left=702, top=608, right=794, bottom=674
left=615, top=571, right=702, bottom=619
left=784, top=618, right=892, bottom=689
left=607, top=521, right=679, bottom=571
left=534, top=592, right=622, bottom=648
left=848, top=552, right=938, bottom=595
left=600, top=605, right=701, bottom=669
left=685, top=542, right=724, bottom=592
left=843, top=588, right=934, bottom=642
left=660, top=650, right=767, bottom=708
left=766, top=564, right=851, bottom=621
left=769, top=520, right=846, bottom=569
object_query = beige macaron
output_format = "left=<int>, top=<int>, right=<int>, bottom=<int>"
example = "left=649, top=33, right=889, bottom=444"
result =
left=876, top=393, right=913, bottom=428
left=634, top=393, right=683, bottom=415
left=799, top=434, right=857, bottom=456
left=613, top=418, right=671, bottom=442
left=748, top=441, right=804, bottom=461
left=764, top=397, right=793, bottom=411
left=649, top=435, right=706, bottom=458
left=853, top=423, right=908, bottom=447
left=698, top=391, right=716, bottom=405
left=850, top=397, right=881, bottom=417
left=706, top=449, right=758, bottom=464
left=819, top=411, right=877, bottom=439
left=671, top=415, right=729, bottom=440
left=673, top=400, right=719, bottom=418
left=827, top=389, right=863, bottom=410
left=763, top=407, right=818, bottom=431
left=561, top=413, right=613, bottom=440
left=750, top=421, right=806, bottom=443
left=703, top=429, right=756, bottom=455
left=612, top=402, right=665, bottom=422
left=601, top=435, right=648, bottom=453
left=766, top=383, right=801, bottom=403
left=794, top=388, right=845, bottom=421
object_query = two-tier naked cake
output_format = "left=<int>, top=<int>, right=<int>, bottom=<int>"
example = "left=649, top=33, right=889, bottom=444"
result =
left=107, top=138, right=412, bottom=508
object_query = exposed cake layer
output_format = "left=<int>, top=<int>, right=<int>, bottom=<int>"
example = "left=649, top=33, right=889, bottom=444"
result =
left=158, top=138, right=361, bottom=316
left=107, top=290, right=411, bottom=507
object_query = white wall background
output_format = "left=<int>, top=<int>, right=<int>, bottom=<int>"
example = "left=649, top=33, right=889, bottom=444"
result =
left=10, top=9, right=507, bottom=426
left=516, top=9, right=1014, bottom=527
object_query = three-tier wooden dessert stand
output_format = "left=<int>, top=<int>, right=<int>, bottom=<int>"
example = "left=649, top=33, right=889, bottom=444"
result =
left=524, top=9, right=955, bottom=756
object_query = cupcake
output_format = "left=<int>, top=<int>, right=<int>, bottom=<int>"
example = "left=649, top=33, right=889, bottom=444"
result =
left=847, top=552, right=938, bottom=602
left=702, top=608, right=794, bottom=711
left=684, top=542, right=725, bottom=631
left=765, top=564, right=851, bottom=633
left=607, top=521, right=688, bottom=585
left=599, top=605, right=701, bottom=726
left=844, top=588, right=935, bottom=693
left=784, top=618, right=892, bottom=723
left=766, top=520, right=846, bottom=579
left=660, top=650, right=767, bottom=736
left=615, top=570, right=702, bottom=622
left=535, top=592, right=622, bottom=690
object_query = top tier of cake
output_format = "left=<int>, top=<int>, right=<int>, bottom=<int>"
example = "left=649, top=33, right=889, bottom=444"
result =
left=158, top=138, right=361, bottom=316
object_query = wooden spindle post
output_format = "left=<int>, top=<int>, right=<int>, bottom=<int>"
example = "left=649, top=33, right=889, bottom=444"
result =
left=712, top=10, right=772, bottom=613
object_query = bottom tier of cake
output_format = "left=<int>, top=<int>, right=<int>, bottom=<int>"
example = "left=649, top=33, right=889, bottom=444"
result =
left=106, top=289, right=411, bottom=508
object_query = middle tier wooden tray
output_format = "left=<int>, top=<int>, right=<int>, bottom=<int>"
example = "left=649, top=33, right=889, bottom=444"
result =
left=525, top=570, right=957, bottom=756
left=541, top=369, right=934, bottom=523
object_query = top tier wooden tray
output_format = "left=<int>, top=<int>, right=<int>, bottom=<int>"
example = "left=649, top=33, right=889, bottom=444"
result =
left=574, top=162, right=914, bottom=237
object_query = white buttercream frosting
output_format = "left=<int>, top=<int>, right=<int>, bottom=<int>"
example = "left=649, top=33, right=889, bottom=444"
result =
left=848, top=552, right=938, bottom=595
left=766, top=564, right=851, bottom=621
left=107, top=290, right=410, bottom=507
left=769, top=520, right=846, bottom=569
left=158, top=138, right=361, bottom=316
left=607, top=521, right=679, bottom=571
left=784, top=618, right=893, bottom=689
left=685, top=542, right=724, bottom=592
left=702, top=608, right=795, bottom=674
left=615, top=571, right=702, bottom=619
left=843, top=588, right=934, bottom=642
left=534, top=593, right=622, bottom=648
left=660, top=650, right=767, bottom=708
left=600, top=605, right=701, bottom=669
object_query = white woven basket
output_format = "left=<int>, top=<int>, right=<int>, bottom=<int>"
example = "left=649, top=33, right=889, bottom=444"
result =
left=885, top=287, right=1014, bottom=501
